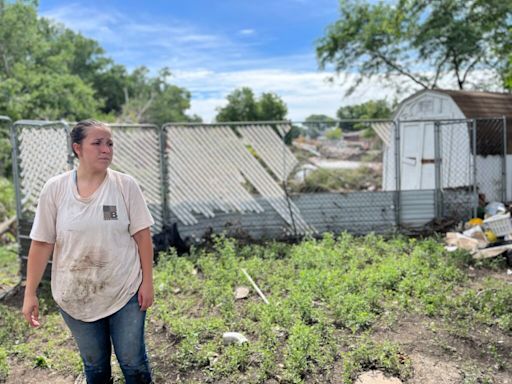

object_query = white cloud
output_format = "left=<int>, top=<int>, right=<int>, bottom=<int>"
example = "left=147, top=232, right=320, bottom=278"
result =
left=173, top=69, right=400, bottom=122
left=239, top=29, right=256, bottom=36
left=42, top=2, right=448, bottom=124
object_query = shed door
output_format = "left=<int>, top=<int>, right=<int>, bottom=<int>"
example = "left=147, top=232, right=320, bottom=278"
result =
left=401, top=123, right=435, bottom=190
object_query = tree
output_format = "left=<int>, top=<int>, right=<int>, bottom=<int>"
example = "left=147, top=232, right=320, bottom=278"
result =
left=258, top=92, right=288, bottom=121
left=0, top=1, right=102, bottom=120
left=215, top=87, right=288, bottom=122
left=216, top=87, right=259, bottom=122
left=316, top=0, right=512, bottom=94
left=117, top=67, right=199, bottom=125
left=337, top=99, right=393, bottom=122
left=303, top=114, right=336, bottom=139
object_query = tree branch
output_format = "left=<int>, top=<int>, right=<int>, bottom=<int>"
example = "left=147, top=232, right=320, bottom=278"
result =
left=375, top=52, right=430, bottom=89
left=432, top=55, right=450, bottom=89
left=461, top=56, right=483, bottom=87
left=136, top=92, right=154, bottom=122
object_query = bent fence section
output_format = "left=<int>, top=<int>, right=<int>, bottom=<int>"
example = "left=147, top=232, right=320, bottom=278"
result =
left=7, top=119, right=478, bottom=278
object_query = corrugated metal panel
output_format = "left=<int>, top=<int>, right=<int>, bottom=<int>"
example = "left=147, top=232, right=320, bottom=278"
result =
left=165, top=124, right=313, bottom=234
left=294, top=192, right=396, bottom=234
left=400, top=190, right=435, bottom=225
left=238, top=124, right=297, bottom=181
left=109, top=125, right=164, bottom=232
left=177, top=191, right=401, bottom=239
left=372, top=122, right=393, bottom=147
left=15, top=122, right=70, bottom=218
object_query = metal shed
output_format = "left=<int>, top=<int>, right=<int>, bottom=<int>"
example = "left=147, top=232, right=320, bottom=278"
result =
left=380, top=89, right=511, bottom=202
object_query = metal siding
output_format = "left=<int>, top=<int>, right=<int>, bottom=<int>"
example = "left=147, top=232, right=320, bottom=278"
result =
left=400, top=190, right=436, bottom=225
left=164, top=124, right=312, bottom=234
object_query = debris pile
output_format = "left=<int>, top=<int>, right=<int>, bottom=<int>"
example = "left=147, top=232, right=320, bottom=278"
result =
left=445, top=202, right=512, bottom=260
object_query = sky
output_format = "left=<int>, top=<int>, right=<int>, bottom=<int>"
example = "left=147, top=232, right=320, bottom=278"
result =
left=38, top=0, right=399, bottom=122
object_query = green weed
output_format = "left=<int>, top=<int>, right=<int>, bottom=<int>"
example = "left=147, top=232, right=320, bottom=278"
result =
left=341, top=339, right=412, bottom=384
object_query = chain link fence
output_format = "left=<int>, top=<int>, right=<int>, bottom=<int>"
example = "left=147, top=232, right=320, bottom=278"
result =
left=8, top=117, right=507, bottom=265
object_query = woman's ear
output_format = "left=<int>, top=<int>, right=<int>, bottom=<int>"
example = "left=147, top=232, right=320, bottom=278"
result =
left=72, top=142, right=81, bottom=157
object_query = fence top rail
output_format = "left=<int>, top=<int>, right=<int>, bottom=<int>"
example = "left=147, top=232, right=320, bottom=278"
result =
left=163, top=120, right=292, bottom=128
left=398, top=116, right=506, bottom=124
left=13, top=120, right=68, bottom=127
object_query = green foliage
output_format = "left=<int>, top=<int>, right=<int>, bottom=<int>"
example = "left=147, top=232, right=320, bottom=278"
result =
left=337, top=99, right=393, bottom=124
left=303, top=114, right=337, bottom=139
left=215, top=87, right=288, bottom=122
left=317, top=0, right=512, bottom=93
left=118, top=67, right=199, bottom=125
left=1, top=234, right=511, bottom=382
left=0, top=1, right=198, bottom=127
left=290, top=166, right=382, bottom=192
left=0, top=177, right=15, bottom=221
left=342, top=339, right=413, bottom=383
left=325, top=127, right=343, bottom=140
left=0, top=245, right=18, bottom=287
left=0, top=347, right=8, bottom=382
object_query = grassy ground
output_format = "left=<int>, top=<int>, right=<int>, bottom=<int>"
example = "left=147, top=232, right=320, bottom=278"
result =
left=1, top=233, right=511, bottom=383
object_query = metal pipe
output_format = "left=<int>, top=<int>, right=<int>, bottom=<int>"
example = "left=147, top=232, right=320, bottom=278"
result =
left=472, top=119, right=478, bottom=218
left=394, top=120, right=401, bottom=230
left=502, top=116, right=507, bottom=202
left=434, top=121, right=442, bottom=219
left=158, top=126, right=170, bottom=226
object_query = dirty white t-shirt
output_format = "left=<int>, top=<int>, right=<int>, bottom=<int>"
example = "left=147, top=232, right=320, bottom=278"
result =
left=30, top=169, right=154, bottom=321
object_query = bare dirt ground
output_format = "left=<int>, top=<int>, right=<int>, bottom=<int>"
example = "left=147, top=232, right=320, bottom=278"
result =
left=2, top=268, right=512, bottom=384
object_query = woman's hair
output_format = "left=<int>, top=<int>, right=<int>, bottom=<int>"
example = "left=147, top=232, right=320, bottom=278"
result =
left=70, top=119, right=109, bottom=157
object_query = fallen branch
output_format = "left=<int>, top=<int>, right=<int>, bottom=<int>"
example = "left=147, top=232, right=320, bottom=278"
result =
left=241, top=268, right=269, bottom=305
left=0, top=216, right=15, bottom=236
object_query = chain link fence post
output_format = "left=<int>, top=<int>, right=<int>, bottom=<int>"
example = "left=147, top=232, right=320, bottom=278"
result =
left=158, top=125, right=170, bottom=226
left=502, top=116, right=507, bottom=202
left=471, top=119, right=478, bottom=218
left=394, top=120, right=401, bottom=230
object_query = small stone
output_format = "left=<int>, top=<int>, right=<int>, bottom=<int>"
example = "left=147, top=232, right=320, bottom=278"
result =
left=235, top=286, right=250, bottom=300
left=222, top=332, right=249, bottom=345
left=355, top=370, right=402, bottom=384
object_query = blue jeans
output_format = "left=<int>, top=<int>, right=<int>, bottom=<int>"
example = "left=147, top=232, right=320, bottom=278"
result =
left=60, top=294, right=152, bottom=384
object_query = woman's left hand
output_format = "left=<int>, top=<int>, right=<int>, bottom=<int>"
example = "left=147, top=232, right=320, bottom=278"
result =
left=138, top=280, right=154, bottom=311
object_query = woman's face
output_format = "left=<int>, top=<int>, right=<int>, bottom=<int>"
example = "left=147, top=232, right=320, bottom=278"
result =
left=73, top=125, right=113, bottom=171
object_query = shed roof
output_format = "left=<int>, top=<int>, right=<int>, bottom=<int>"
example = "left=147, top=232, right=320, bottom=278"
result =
left=400, top=89, right=512, bottom=119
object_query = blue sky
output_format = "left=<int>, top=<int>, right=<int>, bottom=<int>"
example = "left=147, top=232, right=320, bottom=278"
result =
left=39, top=0, right=397, bottom=122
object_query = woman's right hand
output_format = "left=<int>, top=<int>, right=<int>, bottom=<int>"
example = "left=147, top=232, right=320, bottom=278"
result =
left=22, top=294, right=41, bottom=327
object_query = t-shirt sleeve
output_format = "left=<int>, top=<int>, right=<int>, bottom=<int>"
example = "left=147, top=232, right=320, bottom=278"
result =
left=125, top=176, right=155, bottom=236
left=30, top=181, right=58, bottom=243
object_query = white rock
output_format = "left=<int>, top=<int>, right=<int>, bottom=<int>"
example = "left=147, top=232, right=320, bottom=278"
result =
left=355, top=370, right=402, bottom=384
left=235, top=286, right=250, bottom=300
left=222, top=332, right=249, bottom=345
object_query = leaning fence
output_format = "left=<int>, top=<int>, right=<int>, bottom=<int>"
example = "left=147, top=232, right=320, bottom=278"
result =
left=7, top=117, right=506, bottom=276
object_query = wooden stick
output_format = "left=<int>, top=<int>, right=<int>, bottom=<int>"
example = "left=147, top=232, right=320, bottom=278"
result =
left=241, top=268, right=269, bottom=305
left=0, top=216, right=15, bottom=236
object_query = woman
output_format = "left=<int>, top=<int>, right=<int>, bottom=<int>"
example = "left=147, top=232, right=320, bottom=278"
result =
left=22, top=119, right=154, bottom=384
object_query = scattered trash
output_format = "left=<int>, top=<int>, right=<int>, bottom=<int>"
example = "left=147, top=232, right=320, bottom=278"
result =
left=485, top=202, right=506, bottom=218
left=445, top=202, right=512, bottom=260
left=483, top=212, right=512, bottom=237
left=234, top=286, right=250, bottom=300
left=222, top=332, right=249, bottom=345
left=445, top=232, right=486, bottom=253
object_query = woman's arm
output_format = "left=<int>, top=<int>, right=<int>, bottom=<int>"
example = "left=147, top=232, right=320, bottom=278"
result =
left=22, top=240, right=54, bottom=327
left=133, top=227, right=154, bottom=311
